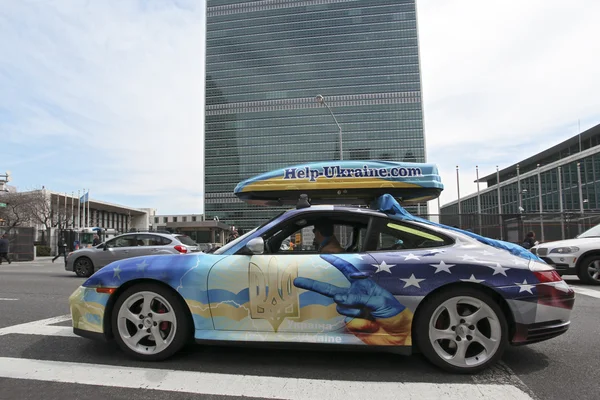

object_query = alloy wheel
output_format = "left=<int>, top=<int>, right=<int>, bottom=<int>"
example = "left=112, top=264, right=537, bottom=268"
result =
left=116, top=291, right=177, bottom=355
left=428, top=296, right=502, bottom=369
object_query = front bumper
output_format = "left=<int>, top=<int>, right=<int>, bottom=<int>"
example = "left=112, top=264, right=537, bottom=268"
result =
left=537, top=253, right=578, bottom=274
left=68, top=286, right=111, bottom=336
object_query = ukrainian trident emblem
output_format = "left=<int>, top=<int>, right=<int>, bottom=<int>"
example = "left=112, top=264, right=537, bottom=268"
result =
left=248, top=256, right=300, bottom=331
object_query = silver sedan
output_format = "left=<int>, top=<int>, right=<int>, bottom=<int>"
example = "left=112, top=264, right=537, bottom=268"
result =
left=65, top=232, right=200, bottom=277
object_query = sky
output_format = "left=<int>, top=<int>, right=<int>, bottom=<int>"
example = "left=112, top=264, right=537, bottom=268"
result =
left=1, top=0, right=600, bottom=215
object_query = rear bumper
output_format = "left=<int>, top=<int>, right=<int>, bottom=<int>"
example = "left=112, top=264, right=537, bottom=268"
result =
left=511, top=320, right=570, bottom=345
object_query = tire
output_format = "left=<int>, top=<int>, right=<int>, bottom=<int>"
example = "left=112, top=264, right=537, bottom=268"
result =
left=74, top=257, right=94, bottom=277
left=414, top=287, right=508, bottom=374
left=111, top=282, right=191, bottom=361
left=577, top=255, right=600, bottom=285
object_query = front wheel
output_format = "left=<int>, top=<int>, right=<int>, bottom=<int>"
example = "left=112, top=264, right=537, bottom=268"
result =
left=74, top=257, right=94, bottom=277
left=414, top=287, right=508, bottom=374
left=577, top=255, right=600, bottom=285
left=111, top=283, right=191, bottom=361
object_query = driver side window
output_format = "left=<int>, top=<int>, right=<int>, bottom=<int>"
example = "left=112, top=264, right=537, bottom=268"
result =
left=106, top=235, right=137, bottom=248
left=262, top=214, right=369, bottom=254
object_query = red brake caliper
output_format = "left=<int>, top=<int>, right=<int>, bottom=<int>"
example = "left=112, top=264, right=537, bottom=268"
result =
left=157, top=305, right=168, bottom=331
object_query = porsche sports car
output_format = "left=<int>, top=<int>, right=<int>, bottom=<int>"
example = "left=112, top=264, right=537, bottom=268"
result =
left=69, top=161, right=574, bottom=373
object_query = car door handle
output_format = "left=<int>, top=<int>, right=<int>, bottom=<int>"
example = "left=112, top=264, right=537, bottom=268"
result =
left=349, top=271, right=372, bottom=280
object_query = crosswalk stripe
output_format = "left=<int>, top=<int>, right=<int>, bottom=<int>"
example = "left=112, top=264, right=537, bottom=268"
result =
left=571, top=286, right=600, bottom=299
left=0, top=315, right=74, bottom=337
left=0, top=357, right=534, bottom=399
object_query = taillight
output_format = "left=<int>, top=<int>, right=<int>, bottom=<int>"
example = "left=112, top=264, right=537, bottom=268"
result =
left=174, top=245, right=188, bottom=254
left=534, top=270, right=562, bottom=283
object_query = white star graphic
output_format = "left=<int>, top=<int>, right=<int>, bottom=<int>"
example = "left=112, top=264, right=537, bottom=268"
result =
left=460, top=274, right=485, bottom=283
left=371, top=261, right=396, bottom=274
left=516, top=279, right=535, bottom=294
left=429, top=260, right=455, bottom=274
left=113, top=265, right=122, bottom=280
left=403, top=253, right=420, bottom=261
left=485, top=263, right=510, bottom=276
left=459, top=254, right=478, bottom=262
left=136, top=260, right=149, bottom=271
left=512, top=258, right=528, bottom=266
left=401, top=273, right=425, bottom=288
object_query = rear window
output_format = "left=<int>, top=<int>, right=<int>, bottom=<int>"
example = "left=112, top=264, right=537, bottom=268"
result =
left=175, top=235, right=197, bottom=246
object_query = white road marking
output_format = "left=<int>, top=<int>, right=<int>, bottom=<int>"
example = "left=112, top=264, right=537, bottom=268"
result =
left=571, top=286, right=600, bottom=299
left=0, top=298, right=19, bottom=301
left=0, top=314, right=76, bottom=337
left=0, top=357, right=534, bottom=399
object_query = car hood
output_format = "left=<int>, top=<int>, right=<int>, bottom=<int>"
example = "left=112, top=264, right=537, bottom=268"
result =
left=81, top=252, right=227, bottom=289
left=534, top=237, right=600, bottom=249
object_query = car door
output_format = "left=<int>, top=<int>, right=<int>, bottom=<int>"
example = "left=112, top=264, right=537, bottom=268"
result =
left=132, top=234, right=167, bottom=257
left=207, top=211, right=380, bottom=334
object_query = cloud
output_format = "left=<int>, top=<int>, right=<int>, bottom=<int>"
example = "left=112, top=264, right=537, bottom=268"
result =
left=0, top=0, right=205, bottom=214
left=416, top=0, right=600, bottom=211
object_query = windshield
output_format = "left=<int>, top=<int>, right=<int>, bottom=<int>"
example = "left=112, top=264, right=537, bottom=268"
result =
left=213, top=228, right=257, bottom=254
left=578, top=224, right=600, bottom=238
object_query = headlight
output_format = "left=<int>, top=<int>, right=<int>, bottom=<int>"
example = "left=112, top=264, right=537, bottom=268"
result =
left=549, top=246, right=579, bottom=254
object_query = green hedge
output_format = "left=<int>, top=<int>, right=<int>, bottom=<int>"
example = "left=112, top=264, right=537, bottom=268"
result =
left=36, top=245, right=51, bottom=257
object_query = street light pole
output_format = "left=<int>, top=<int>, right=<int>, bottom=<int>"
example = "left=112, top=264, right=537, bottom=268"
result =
left=316, top=94, right=343, bottom=160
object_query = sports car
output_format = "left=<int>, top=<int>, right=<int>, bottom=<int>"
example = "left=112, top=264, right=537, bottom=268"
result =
left=69, top=161, right=574, bottom=373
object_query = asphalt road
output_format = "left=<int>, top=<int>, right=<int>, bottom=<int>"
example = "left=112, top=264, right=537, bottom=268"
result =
left=0, top=258, right=598, bottom=400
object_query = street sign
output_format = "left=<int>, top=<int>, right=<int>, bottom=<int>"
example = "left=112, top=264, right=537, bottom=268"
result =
left=0, top=203, right=6, bottom=207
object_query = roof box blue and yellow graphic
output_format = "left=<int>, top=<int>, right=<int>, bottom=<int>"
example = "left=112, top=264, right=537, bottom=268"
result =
left=234, top=160, right=443, bottom=206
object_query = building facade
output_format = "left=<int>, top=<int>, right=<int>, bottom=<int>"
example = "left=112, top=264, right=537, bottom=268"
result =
left=440, top=123, right=600, bottom=243
left=149, top=213, right=232, bottom=246
left=204, top=0, right=426, bottom=231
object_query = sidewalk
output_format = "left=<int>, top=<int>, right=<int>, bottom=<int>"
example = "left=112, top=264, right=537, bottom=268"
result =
left=0, top=256, right=54, bottom=264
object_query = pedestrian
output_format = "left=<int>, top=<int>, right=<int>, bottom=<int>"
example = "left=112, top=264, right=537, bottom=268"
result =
left=0, top=233, right=11, bottom=264
left=522, top=231, right=538, bottom=249
left=52, top=237, right=68, bottom=264
left=92, top=234, right=100, bottom=246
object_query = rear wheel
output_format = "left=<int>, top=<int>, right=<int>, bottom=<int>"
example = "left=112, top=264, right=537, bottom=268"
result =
left=74, top=257, right=94, bottom=277
left=111, top=283, right=191, bottom=361
left=414, top=287, right=508, bottom=374
left=577, top=255, right=600, bottom=285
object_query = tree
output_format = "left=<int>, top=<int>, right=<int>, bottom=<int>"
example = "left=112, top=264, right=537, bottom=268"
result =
left=0, top=191, right=36, bottom=233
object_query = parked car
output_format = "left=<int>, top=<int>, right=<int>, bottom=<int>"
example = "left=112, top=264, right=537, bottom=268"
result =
left=530, top=224, right=600, bottom=285
left=65, top=232, right=200, bottom=277
left=68, top=161, right=574, bottom=374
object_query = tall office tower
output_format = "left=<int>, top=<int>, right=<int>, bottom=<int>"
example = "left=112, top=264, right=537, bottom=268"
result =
left=205, top=0, right=426, bottom=231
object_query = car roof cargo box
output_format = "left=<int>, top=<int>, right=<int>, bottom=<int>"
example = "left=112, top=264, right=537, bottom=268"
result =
left=234, top=160, right=443, bottom=207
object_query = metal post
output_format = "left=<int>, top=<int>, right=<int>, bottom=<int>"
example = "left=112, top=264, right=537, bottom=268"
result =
left=517, top=164, right=521, bottom=212
left=316, top=94, right=343, bottom=160
left=456, top=166, right=461, bottom=228
left=496, top=166, right=503, bottom=240
left=476, top=165, right=482, bottom=234
left=577, top=162, right=584, bottom=234
left=537, top=164, right=544, bottom=242
left=77, top=190, right=80, bottom=229
left=71, top=192, right=74, bottom=228
left=558, top=166, right=565, bottom=239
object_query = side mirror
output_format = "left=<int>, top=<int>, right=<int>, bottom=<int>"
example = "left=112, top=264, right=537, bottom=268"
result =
left=246, top=237, right=264, bottom=255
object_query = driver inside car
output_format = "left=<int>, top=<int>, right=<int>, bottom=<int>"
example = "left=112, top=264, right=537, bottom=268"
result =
left=313, top=222, right=344, bottom=254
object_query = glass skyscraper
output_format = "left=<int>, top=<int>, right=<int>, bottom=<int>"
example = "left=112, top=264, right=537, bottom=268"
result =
left=205, top=0, right=426, bottom=231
